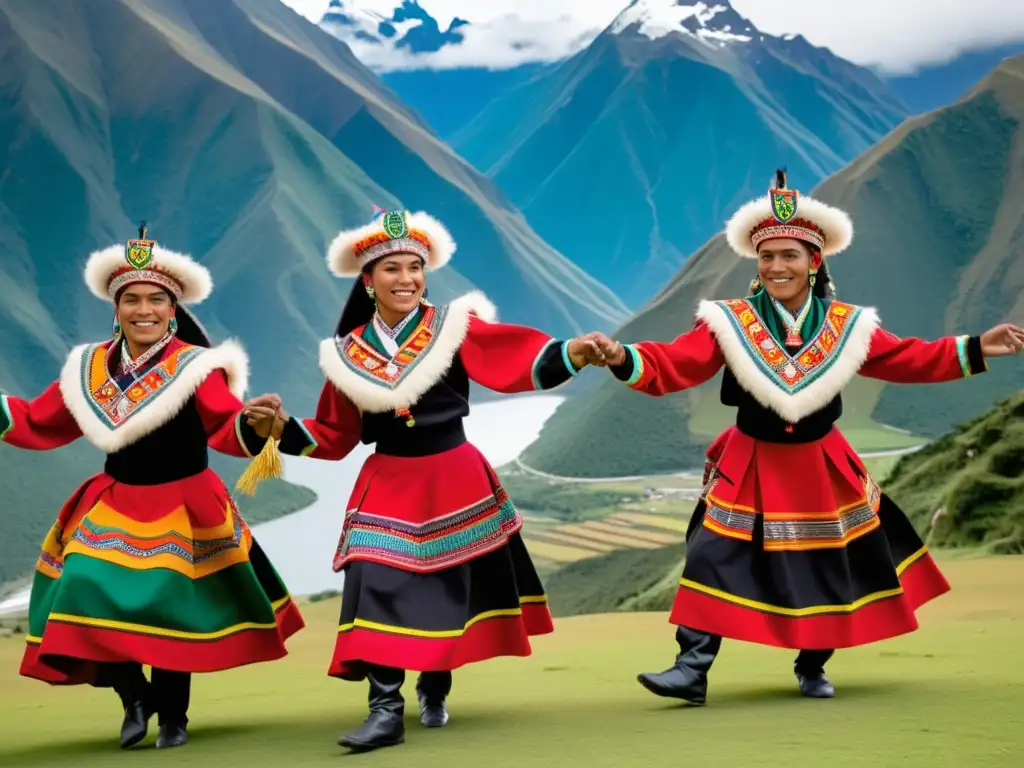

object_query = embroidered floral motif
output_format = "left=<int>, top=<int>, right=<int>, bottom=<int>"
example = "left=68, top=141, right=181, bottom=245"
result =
left=336, top=304, right=447, bottom=389
left=82, top=343, right=204, bottom=429
left=718, top=299, right=860, bottom=393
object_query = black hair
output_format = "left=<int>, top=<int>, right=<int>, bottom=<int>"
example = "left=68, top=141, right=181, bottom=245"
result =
left=335, top=274, right=377, bottom=337
left=813, top=258, right=836, bottom=299
left=175, top=305, right=213, bottom=347
left=333, top=258, right=429, bottom=338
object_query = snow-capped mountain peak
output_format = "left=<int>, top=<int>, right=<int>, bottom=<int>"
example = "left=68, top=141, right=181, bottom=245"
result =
left=611, top=1, right=755, bottom=47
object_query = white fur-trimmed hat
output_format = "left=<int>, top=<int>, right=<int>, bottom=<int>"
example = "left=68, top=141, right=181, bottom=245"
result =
left=725, top=170, right=854, bottom=259
left=84, top=224, right=212, bottom=304
left=325, top=208, right=456, bottom=278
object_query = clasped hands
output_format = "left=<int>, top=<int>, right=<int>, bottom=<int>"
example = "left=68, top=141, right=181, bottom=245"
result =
left=566, top=332, right=628, bottom=370
left=243, top=394, right=290, bottom=440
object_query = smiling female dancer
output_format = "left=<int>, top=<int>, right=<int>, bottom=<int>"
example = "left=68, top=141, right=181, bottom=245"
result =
left=586, top=171, right=1024, bottom=704
left=244, top=208, right=602, bottom=752
left=1, top=226, right=303, bottom=749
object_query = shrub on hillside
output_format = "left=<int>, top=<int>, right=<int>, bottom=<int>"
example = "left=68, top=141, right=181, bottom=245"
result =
left=545, top=542, right=687, bottom=617
left=502, top=476, right=637, bottom=522
left=887, top=390, right=1023, bottom=552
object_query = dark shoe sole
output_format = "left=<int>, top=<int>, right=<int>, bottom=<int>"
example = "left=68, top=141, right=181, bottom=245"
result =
left=156, top=738, right=188, bottom=749
left=339, top=734, right=405, bottom=751
left=799, top=686, right=836, bottom=699
left=120, top=730, right=147, bottom=750
left=637, top=674, right=706, bottom=705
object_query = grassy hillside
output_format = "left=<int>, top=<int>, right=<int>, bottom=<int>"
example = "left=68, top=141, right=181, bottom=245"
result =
left=2, top=556, right=1024, bottom=765
left=522, top=54, right=1024, bottom=478
left=886, top=390, right=1024, bottom=553
left=545, top=541, right=687, bottom=618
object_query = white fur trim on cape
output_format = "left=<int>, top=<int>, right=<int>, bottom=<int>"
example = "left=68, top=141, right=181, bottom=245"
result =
left=326, top=211, right=457, bottom=277
left=84, top=243, right=214, bottom=304
left=58, top=339, right=250, bottom=454
left=696, top=299, right=880, bottom=423
left=725, top=194, right=854, bottom=259
left=319, top=291, right=497, bottom=412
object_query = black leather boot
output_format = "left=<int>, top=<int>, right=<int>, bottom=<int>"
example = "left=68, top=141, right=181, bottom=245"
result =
left=637, top=625, right=722, bottom=705
left=103, top=662, right=152, bottom=749
left=338, top=666, right=406, bottom=751
left=416, top=671, right=452, bottom=728
left=794, top=649, right=835, bottom=698
left=153, top=668, right=191, bottom=748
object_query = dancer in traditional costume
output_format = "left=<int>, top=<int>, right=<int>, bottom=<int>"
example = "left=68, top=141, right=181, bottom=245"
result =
left=587, top=171, right=1024, bottom=704
left=0, top=226, right=304, bottom=748
left=243, top=208, right=601, bottom=752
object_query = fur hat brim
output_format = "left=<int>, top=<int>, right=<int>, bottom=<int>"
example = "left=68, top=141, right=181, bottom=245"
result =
left=725, top=194, right=854, bottom=259
left=84, top=244, right=213, bottom=304
left=326, top=211, right=456, bottom=278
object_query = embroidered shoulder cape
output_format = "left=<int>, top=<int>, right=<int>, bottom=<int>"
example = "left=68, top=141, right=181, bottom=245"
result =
left=696, top=297, right=880, bottom=424
left=318, top=290, right=498, bottom=413
left=58, top=338, right=250, bottom=454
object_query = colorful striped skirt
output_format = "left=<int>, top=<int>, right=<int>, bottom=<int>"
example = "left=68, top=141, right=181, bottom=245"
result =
left=19, top=468, right=304, bottom=685
left=327, top=441, right=553, bottom=679
left=669, top=426, right=950, bottom=649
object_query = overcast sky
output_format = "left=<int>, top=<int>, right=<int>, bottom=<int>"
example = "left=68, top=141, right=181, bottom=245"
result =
left=280, top=0, right=1024, bottom=74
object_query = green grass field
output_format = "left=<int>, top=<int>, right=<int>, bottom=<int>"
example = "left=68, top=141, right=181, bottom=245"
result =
left=1, top=555, right=1022, bottom=766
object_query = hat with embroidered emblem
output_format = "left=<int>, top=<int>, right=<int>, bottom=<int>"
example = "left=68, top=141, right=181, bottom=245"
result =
left=725, top=170, right=854, bottom=259
left=325, top=206, right=456, bottom=278
left=84, top=222, right=213, bottom=305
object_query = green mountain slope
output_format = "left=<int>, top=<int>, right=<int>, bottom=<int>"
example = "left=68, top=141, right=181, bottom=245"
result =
left=521, top=54, right=1024, bottom=478
left=0, top=0, right=629, bottom=584
left=886, top=390, right=1024, bottom=553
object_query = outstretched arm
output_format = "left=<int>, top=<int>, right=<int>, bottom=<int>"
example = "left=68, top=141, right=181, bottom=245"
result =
left=458, top=316, right=589, bottom=393
left=0, top=383, right=82, bottom=450
left=275, top=382, right=362, bottom=461
left=859, top=329, right=988, bottom=383
left=603, top=321, right=726, bottom=396
left=194, top=371, right=271, bottom=458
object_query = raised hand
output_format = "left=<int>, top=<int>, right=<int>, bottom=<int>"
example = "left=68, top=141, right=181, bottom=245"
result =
left=980, top=323, right=1024, bottom=358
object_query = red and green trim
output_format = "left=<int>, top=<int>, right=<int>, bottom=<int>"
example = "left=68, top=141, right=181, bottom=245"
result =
left=956, top=335, right=987, bottom=378
left=529, top=339, right=579, bottom=391
left=233, top=411, right=269, bottom=458
left=0, top=393, right=11, bottom=441
left=333, top=489, right=524, bottom=573
left=609, top=344, right=647, bottom=388
left=20, top=550, right=303, bottom=680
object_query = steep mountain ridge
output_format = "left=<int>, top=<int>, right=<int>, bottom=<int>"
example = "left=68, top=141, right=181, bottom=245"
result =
left=451, top=0, right=909, bottom=307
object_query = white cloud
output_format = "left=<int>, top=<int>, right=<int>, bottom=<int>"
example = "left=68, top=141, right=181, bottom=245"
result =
left=279, top=0, right=1024, bottom=74
left=731, top=0, right=1024, bottom=74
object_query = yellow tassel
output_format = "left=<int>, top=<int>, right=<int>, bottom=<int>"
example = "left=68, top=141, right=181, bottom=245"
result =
left=235, top=437, right=283, bottom=496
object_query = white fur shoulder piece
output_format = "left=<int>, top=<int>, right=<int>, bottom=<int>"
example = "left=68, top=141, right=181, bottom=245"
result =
left=59, top=339, right=250, bottom=454
left=696, top=298, right=880, bottom=423
left=319, top=290, right=498, bottom=413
